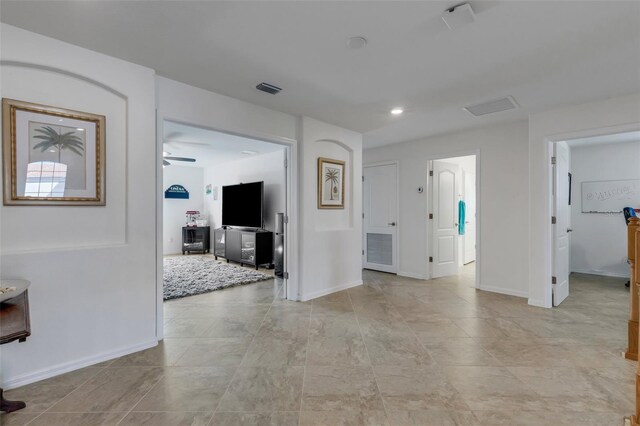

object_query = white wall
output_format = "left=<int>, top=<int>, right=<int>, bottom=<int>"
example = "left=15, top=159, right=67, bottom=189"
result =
left=203, top=150, right=285, bottom=233
left=163, top=166, right=204, bottom=255
left=0, top=24, right=157, bottom=387
left=569, top=140, right=640, bottom=277
left=299, top=117, right=363, bottom=300
left=528, top=92, right=640, bottom=307
left=364, top=121, right=530, bottom=298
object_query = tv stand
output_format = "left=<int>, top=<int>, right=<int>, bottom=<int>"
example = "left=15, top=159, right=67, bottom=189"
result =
left=214, top=228, right=273, bottom=270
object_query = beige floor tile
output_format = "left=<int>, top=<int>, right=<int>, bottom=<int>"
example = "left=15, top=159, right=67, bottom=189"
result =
left=163, top=318, right=215, bottom=338
left=3, top=367, right=104, bottom=413
left=423, top=338, right=502, bottom=366
left=0, top=413, right=40, bottom=426
left=118, top=411, right=212, bottom=426
left=110, top=339, right=194, bottom=367
left=373, top=366, right=469, bottom=411
left=46, top=367, right=163, bottom=413
left=405, top=318, right=470, bottom=337
left=385, top=410, right=479, bottom=426
left=306, top=334, right=370, bottom=366
left=211, top=412, right=299, bottom=426
left=26, top=412, right=126, bottom=425
left=474, top=410, right=625, bottom=426
left=299, top=410, right=389, bottom=426
left=216, top=366, right=304, bottom=412
left=301, top=366, right=384, bottom=411
left=174, top=338, right=252, bottom=367
left=131, top=366, right=235, bottom=412
left=360, top=324, right=433, bottom=366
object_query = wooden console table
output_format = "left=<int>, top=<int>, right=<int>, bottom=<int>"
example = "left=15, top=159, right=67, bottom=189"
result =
left=0, top=289, right=31, bottom=413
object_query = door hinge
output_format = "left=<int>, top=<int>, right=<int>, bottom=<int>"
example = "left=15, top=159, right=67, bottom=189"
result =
left=284, top=157, right=288, bottom=168
left=429, top=170, right=433, bottom=177
left=551, top=156, right=556, bottom=165
left=429, top=213, right=433, bottom=219
left=283, top=272, right=289, bottom=279
left=362, top=176, right=364, bottom=182
left=284, top=215, right=289, bottom=224
left=552, top=276, right=557, bottom=284
left=362, top=250, right=365, bottom=256
left=551, top=216, right=557, bottom=224
left=362, top=213, right=365, bottom=219
left=429, top=256, right=433, bottom=263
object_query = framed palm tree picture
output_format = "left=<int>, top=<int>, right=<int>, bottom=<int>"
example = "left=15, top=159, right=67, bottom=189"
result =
left=318, top=157, right=346, bottom=209
left=2, top=98, right=106, bottom=205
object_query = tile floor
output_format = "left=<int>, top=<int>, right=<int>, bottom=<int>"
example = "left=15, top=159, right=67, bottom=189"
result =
left=1, top=265, right=635, bottom=425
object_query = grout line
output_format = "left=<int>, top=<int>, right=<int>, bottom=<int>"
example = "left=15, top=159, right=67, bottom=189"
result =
left=347, top=289, right=390, bottom=424
left=297, top=297, right=314, bottom=426
left=23, top=360, right=113, bottom=425
left=114, top=367, right=167, bottom=426
left=205, top=282, right=279, bottom=426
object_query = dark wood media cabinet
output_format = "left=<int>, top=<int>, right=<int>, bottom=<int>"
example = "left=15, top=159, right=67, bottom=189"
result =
left=214, top=228, right=273, bottom=270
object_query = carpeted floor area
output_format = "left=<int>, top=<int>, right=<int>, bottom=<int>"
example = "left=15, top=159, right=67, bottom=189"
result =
left=163, top=255, right=272, bottom=300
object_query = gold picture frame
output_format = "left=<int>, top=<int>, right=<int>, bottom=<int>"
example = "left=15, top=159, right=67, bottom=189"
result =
left=318, top=157, right=345, bottom=209
left=2, top=98, right=106, bottom=206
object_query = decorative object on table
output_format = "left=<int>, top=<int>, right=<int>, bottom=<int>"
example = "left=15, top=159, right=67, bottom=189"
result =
left=205, top=184, right=212, bottom=195
left=163, top=256, right=271, bottom=300
left=0, top=279, right=31, bottom=413
left=0, top=279, right=30, bottom=303
left=318, top=157, right=346, bottom=209
left=185, top=210, right=200, bottom=226
left=581, top=179, right=640, bottom=213
left=164, top=184, right=189, bottom=199
left=2, top=98, right=106, bottom=206
left=195, top=215, right=208, bottom=227
left=182, top=225, right=210, bottom=254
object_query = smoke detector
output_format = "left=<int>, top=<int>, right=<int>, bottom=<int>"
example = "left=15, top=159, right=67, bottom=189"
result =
left=442, top=3, right=476, bottom=30
left=256, top=82, right=282, bottom=95
left=464, top=96, right=519, bottom=117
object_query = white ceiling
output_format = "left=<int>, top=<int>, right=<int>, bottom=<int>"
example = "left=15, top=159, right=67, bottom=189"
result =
left=566, top=130, right=640, bottom=148
left=2, top=1, right=639, bottom=148
left=163, top=121, right=283, bottom=168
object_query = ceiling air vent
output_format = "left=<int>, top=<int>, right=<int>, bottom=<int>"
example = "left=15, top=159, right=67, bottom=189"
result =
left=464, top=96, right=518, bottom=117
left=256, top=82, right=282, bottom=95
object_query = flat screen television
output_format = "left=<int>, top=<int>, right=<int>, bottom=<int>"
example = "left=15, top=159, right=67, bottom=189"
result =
left=222, top=181, right=264, bottom=228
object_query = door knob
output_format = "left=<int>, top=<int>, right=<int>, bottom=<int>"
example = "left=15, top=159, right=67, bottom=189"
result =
left=567, top=228, right=573, bottom=233
left=388, top=222, right=396, bottom=226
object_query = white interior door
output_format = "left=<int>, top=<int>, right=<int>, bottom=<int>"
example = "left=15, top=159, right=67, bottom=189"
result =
left=363, top=164, right=398, bottom=273
left=553, top=142, right=570, bottom=306
left=432, top=160, right=460, bottom=278
left=463, top=171, right=476, bottom=264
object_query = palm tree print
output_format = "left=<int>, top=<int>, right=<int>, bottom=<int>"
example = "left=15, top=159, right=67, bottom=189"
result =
left=32, top=126, right=84, bottom=163
left=325, top=167, right=340, bottom=201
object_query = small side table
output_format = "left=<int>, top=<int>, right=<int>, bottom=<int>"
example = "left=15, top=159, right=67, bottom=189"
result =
left=0, top=287, right=31, bottom=413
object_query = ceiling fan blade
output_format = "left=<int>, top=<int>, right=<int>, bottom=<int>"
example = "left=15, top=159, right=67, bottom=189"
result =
left=164, top=156, right=196, bottom=162
left=164, top=131, right=184, bottom=141
left=163, top=159, right=171, bottom=166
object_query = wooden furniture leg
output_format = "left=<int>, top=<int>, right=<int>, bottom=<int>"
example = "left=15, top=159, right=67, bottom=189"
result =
left=626, top=217, right=639, bottom=360
left=0, top=387, right=26, bottom=414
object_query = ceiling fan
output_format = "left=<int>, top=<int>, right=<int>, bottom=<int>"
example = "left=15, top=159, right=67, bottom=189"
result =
left=162, top=151, right=196, bottom=167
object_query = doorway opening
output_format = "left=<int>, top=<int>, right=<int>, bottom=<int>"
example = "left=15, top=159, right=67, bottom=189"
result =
left=159, top=119, right=293, bottom=339
left=428, top=154, right=479, bottom=288
left=549, top=130, right=640, bottom=306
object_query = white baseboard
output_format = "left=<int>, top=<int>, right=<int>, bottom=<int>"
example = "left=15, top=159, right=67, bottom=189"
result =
left=398, top=271, right=428, bottom=280
left=2, top=338, right=158, bottom=389
left=570, top=269, right=629, bottom=279
left=300, top=280, right=363, bottom=302
left=528, top=298, right=549, bottom=308
left=478, top=284, right=528, bottom=299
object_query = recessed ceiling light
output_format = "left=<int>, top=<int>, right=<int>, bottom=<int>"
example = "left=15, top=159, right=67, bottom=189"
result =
left=390, top=107, right=404, bottom=115
left=347, top=36, right=367, bottom=49
left=241, top=150, right=258, bottom=155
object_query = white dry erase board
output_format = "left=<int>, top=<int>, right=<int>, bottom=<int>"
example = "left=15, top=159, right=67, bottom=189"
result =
left=581, top=179, right=640, bottom=213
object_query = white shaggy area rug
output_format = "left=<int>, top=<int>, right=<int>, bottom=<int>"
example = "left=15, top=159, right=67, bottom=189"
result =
left=163, top=256, right=272, bottom=300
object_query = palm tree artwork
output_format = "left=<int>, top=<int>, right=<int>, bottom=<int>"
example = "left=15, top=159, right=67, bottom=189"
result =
left=32, top=125, right=84, bottom=163
left=325, top=167, right=340, bottom=201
